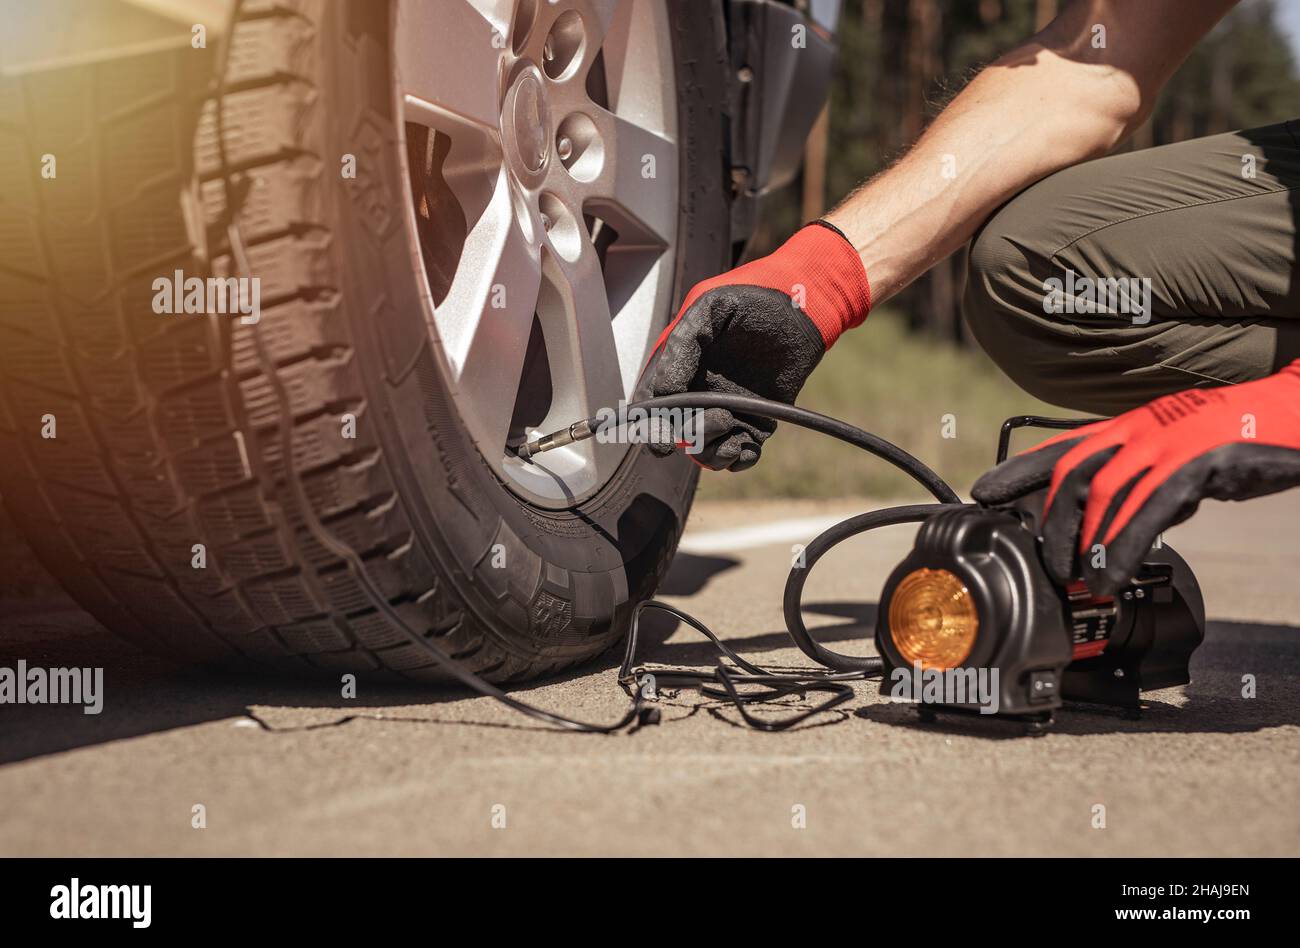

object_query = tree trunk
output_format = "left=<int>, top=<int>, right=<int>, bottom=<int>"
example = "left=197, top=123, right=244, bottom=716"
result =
left=802, top=104, right=831, bottom=221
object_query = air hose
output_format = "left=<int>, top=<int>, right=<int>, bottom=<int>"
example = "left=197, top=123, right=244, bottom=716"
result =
left=519, top=392, right=962, bottom=506
left=517, top=395, right=967, bottom=726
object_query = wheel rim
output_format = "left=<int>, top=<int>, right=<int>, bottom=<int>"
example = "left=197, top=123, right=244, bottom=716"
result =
left=393, top=0, right=680, bottom=508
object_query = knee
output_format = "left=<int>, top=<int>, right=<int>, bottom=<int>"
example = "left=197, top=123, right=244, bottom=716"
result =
left=964, top=187, right=1058, bottom=332
left=963, top=196, right=1079, bottom=406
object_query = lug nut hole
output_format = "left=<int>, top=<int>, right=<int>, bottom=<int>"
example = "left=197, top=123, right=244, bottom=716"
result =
left=539, top=192, right=581, bottom=262
left=542, top=10, right=585, bottom=80
left=555, top=112, right=603, bottom=183
left=511, top=0, right=539, bottom=53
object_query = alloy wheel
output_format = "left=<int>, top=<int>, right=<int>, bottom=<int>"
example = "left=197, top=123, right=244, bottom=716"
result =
left=394, top=0, right=680, bottom=507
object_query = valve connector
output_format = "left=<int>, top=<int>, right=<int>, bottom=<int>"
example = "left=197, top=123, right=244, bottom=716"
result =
left=516, top=418, right=598, bottom=462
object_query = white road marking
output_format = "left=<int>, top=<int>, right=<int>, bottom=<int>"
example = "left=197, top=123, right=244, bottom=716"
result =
left=678, top=514, right=849, bottom=554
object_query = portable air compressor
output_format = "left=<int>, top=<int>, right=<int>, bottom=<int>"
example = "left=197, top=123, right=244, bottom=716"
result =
left=874, top=422, right=1206, bottom=733
left=875, top=499, right=1205, bottom=728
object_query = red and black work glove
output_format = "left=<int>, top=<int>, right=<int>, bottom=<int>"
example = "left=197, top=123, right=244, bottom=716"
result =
left=647, top=221, right=871, bottom=470
left=972, top=364, right=1300, bottom=595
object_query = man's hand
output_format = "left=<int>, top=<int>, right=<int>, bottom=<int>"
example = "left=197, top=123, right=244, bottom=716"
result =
left=973, top=365, right=1300, bottom=594
left=647, top=222, right=871, bottom=470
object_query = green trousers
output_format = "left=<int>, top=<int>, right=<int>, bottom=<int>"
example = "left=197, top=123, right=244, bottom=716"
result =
left=964, top=120, right=1300, bottom=415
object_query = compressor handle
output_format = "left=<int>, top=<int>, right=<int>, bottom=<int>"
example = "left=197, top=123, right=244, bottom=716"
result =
left=995, top=415, right=1105, bottom=465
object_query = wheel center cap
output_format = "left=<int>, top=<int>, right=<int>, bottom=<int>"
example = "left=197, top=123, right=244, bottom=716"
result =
left=503, top=68, right=551, bottom=176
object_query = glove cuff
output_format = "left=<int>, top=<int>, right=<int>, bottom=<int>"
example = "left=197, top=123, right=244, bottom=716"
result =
left=780, top=221, right=872, bottom=348
left=666, top=221, right=872, bottom=357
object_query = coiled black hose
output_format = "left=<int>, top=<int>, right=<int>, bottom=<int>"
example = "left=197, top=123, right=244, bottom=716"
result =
left=515, top=395, right=967, bottom=728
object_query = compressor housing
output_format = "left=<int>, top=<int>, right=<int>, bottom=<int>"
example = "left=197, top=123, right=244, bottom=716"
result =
left=874, top=502, right=1206, bottom=726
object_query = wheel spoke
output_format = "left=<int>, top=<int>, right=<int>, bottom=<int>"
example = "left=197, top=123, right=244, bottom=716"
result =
left=540, top=239, right=625, bottom=427
left=585, top=0, right=670, bottom=119
left=584, top=106, right=678, bottom=248
left=572, top=0, right=622, bottom=50
left=397, top=0, right=505, bottom=135
left=440, top=171, right=544, bottom=451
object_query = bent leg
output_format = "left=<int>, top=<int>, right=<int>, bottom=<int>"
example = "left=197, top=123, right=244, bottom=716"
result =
left=964, top=121, right=1300, bottom=416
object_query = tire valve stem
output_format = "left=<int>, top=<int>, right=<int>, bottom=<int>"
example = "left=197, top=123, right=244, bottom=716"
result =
left=516, top=418, right=597, bottom=462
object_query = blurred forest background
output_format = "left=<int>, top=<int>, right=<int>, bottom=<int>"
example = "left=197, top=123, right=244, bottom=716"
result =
left=705, top=0, right=1300, bottom=499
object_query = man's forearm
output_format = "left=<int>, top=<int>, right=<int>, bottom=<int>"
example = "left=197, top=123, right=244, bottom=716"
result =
left=823, top=0, right=1236, bottom=307
left=823, top=53, right=1134, bottom=305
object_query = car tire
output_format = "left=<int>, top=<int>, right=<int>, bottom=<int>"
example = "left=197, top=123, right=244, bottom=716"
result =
left=0, top=0, right=730, bottom=681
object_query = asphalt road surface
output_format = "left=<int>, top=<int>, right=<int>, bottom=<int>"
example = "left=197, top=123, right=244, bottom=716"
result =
left=2, top=494, right=1298, bottom=856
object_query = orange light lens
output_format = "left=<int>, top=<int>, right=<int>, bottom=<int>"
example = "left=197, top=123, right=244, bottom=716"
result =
left=888, top=568, right=979, bottom=670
